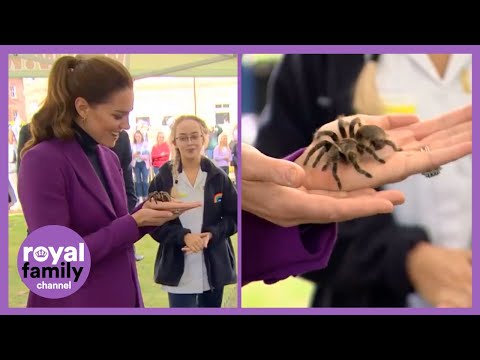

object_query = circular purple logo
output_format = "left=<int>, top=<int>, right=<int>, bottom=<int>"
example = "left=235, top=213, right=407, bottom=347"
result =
left=17, top=225, right=91, bottom=299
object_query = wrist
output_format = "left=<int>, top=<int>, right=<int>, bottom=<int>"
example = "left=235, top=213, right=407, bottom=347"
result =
left=131, top=212, right=143, bottom=227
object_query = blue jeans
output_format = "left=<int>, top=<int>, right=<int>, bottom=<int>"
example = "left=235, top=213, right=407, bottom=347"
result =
left=168, top=287, right=224, bottom=308
left=205, top=148, right=214, bottom=160
left=134, top=161, right=149, bottom=197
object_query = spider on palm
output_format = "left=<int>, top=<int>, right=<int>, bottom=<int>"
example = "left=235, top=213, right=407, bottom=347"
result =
left=147, top=191, right=173, bottom=203
left=303, top=116, right=402, bottom=190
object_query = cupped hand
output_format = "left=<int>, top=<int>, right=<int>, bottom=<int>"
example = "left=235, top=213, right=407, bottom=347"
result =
left=243, top=180, right=405, bottom=227
left=242, top=143, right=406, bottom=226
left=131, top=208, right=177, bottom=227
left=143, top=197, right=202, bottom=215
left=297, top=105, right=472, bottom=191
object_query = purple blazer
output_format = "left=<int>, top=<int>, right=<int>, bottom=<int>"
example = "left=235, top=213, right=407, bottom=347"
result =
left=241, top=148, right=338, bottom=286
left=18, top=138, right=147, bottom=308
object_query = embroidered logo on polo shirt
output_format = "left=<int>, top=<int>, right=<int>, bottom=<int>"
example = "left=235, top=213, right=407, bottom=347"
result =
left=213, top=192, right=223, bottom=203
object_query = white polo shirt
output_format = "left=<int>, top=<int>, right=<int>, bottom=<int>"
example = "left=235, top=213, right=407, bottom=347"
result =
left=376, top=54, right=472, bottom=307
left=161, top=169, right=210, bottom=294
left=377, top=54, right=472, bottom=250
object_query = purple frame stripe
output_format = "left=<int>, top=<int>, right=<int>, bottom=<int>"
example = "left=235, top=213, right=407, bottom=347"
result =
left=1, top=44, right=477, bottom=315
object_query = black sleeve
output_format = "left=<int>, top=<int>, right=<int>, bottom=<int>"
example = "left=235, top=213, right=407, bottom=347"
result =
left=202, top=174, right=238, bottom=246
left=255, top=55, right=331, bottom=157
left=301, top=214, right=429, bottom=304
left=255, top=54, right=364, bottom=158
left=17, top=123, right=32, bottom=171
left=113, top=131, right=137, bottom=213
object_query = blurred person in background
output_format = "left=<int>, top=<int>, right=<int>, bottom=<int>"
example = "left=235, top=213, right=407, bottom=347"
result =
left=151, top=131, right=170, bottom=176
left=205, top=124, right=223, bottom=160
left=229, top=125, right=238, bottom=184
left=213, top=133, right=232, bottom=176
left=132, top=130, right=151, bottom=202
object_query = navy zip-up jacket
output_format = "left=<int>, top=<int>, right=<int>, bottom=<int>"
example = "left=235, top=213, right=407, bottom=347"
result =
left=149, top=157, right=237, bottom=289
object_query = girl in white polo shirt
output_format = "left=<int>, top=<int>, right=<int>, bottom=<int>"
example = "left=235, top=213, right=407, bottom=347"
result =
left=149, top=115, right=238, bottom=308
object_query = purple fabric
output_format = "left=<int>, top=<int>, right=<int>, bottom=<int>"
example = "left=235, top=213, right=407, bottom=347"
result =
left=241, top=148, right=337, bottom=286
left=18, top=138, right=145, bottom=307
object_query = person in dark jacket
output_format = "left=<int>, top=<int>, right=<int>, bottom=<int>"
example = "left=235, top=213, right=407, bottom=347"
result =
left=253, top=54, right=471, bottom=308
left=149, top=115, right=237, bottom=308
left=16, top=123, right=31, bottom=173
left=113, top=130, right=144, bottom=261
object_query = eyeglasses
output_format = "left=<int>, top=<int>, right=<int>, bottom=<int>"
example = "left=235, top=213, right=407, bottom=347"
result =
left=175, top=134, right=203, bottom=143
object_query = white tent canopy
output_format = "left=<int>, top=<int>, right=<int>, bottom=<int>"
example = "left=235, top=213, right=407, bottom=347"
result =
left=8, top=54, right=238, bottom=79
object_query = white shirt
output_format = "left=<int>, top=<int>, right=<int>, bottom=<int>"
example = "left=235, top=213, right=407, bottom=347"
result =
left=377, top=54, right=472, bottom=250
left=161, top=169, right=210, bottom=294
left=376, top=54, right=472, bottom=308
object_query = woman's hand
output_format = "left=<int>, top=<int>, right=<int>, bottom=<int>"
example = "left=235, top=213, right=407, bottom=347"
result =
left=242, top=143, right=405, bottom=227
left=131, top=209, right=177, bottom=227
left=143, top=197, right=202, bottom=215
left=181, top=232, right=212, bottom=254
left=132, top=199, right=202, bottom=227
left=297, top=105, right=472, bottom=191
left=183, top=233, right=205, bottom=253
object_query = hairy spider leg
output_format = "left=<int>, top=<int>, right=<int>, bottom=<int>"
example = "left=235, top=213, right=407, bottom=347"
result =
left=347, top=152, right=372, bottom=178
left=338, top=117, right=348, bottom=138
left=382, top=139, right=402, bottom=152
left=304, top=140, right=334, bottom=166
left=147, top=192, right=159, bottom=204
left=314, top=130, right=339, bottom=142
left=358, top=144, right=385, bottom=163
left=312, top=147, right=327, bottom=168
left=349, top=117, right=362, bottom=138
left=322, top=158, right=331, bottom=171
left=320, top=143, right=343, bottom=171
left=331, top=162, right=342, bottom=190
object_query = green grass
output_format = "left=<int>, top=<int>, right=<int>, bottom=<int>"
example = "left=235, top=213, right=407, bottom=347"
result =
left=241, top=277, right=314, bottom=308
left=9, top=214, right=29, bottom=307
left=8, top=213, right=237, bottom=308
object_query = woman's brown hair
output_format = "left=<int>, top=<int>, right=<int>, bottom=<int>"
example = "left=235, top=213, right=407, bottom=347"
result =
left=21, top=55, right=133, bottom=158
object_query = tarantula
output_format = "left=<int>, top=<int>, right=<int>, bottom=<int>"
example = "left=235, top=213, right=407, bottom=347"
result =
left=147, top=191, right=173, bottom=203
left=303, top=116, right=402, bottom=190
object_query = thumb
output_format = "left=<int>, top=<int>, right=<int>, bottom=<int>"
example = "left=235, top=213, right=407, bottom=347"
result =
left=242, top=143, right=305, bottom=187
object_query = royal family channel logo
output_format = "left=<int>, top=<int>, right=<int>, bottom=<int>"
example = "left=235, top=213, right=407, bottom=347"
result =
left=17, top=225, right=91, bottom=299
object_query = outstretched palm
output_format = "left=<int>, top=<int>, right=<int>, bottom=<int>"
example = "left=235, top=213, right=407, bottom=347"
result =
left=296, top=105, right=472, bottom=191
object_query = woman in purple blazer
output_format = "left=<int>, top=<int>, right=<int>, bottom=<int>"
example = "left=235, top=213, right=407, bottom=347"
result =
left=18, top=55, right=200, bottom=308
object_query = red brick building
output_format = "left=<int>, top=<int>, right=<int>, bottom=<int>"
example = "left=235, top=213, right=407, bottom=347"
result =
left=8, top=78, right=27, bottom=124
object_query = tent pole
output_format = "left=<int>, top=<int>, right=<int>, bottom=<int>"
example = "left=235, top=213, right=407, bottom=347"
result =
left=193, top=77, right=197, bottom=115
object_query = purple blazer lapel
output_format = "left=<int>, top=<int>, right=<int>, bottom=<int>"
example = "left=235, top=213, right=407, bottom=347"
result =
left=97, top=146, right=128, bottom=217
left=62, top=140, right=117, bottom=218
